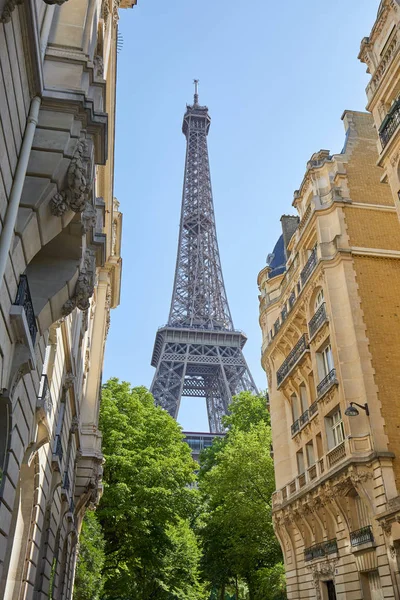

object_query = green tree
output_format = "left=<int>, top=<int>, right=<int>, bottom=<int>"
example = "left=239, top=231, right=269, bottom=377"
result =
left=98, top=379, right=205, bottom=600
left=198, top=392, right=284, bottom=600
left=74, top=510, right=105, bottom=600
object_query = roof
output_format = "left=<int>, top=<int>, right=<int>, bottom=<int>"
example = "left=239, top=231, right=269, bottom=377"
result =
left=267, top=234, right=286, bottom=279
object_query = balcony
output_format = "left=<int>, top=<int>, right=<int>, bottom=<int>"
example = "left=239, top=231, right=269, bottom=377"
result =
left=379, top=98, right=400, bottom=149
left=52, top=434, right=64, bottom=471
left=304, top=539, right=338, bottom=562
left=317, top=368, right=338, bottom=399
left=300, top=248, right=317, bottom=286
left=277, top=334, right=309, bottom=387
left=350, top=525, right=374, bottom=547
left=63, top=471, right=70, bottom=491
left=291, top=419, right=300, bottom=436
left=309, top=401, right=318, bottom=417
left=37, top=374, right=53, bottom=418
left=291, top=403, right=318, bottom=437
left=327, top=441, right=346, bottom=467
left=309, top=302, right=328, bottom=339
left=13, top=275, right=37, bottom=344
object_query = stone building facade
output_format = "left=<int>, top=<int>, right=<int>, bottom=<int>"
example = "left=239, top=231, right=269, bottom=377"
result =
left=0, top=1, right=133, bottom=598
left=359, top=0, right=400, bottom=219
left=258, top=112, right=400, bottom=599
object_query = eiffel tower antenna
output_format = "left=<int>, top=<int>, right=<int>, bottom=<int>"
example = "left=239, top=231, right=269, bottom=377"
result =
left=150, top=84, right=257, bottom=433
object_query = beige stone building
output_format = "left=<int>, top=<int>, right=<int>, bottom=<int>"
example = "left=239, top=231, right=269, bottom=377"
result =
left=359, top=0, right=400, bottom=220
left=0, top=1, right=133, bottom=598
left=258, top=112, right=400, bottom=599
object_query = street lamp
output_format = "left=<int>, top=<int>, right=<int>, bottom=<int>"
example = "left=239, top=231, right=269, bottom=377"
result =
left=344, top=402, right=370, bottom=417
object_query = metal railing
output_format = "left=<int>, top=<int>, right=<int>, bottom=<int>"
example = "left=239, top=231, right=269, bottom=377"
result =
left=274, top=318, right=281, bottom=335
left=309, top=302, right=327, bottom=339
left=299, top=409, right=309, bottom=427
left=300, top=248, right=317, bottom=286
left=304, top=539, right=338, bottom=562
left=350, top=525, right=374, bottom=547
left=277, top=334, right=309, bottom=387
left=54, top=435, right=64, bottom=463
left=289, top=480, right=296, bottom=494
left=308, top=464, right=317, bottom=481
left=298, top=473, right=306, bottom=488
left=291, top=419, right=300, bottom=436
left=281, top=306, right=288, bottom=323
left=379, top=98, right=400, bottom=148
left=309, top=401, right=318, bottom=417
left=327, top=441, right=346, bottom=467
left=38, top=374, right=52, bottom=417
left=63, top=471, right=70, bottom=491
left=317, top=368, right=337, bottom=398
left=288, top=291, right=296, bottom=309
left=13, top=275, right=37, bottom=344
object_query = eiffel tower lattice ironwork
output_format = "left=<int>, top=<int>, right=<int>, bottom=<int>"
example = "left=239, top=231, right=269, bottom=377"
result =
left=150, top=81, right=257, bottom=433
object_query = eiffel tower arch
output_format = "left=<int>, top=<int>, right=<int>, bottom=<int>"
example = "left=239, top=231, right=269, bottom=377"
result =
left=150, top=82, right=257, bottom=433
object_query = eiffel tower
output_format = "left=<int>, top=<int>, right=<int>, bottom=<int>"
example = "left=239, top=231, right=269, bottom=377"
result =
left=150, top=81, right=257, bottom=433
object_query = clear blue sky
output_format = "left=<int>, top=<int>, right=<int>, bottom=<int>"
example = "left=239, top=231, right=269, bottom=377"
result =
left=104, top=0, right=378, bottom=431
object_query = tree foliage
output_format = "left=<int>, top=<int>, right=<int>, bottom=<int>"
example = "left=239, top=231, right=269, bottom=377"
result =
left=74, top=510, right=105, bottom=600
left=97, top=379, right=205, bottom=599
left=198, top=392, right=285, bottom=600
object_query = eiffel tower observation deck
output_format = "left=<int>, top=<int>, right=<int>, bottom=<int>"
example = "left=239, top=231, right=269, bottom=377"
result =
left=150, top=82, right=257, bottom=433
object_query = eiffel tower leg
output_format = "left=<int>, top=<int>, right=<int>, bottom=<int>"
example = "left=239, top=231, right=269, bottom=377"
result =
left=150, top=351, right=187, bottom=419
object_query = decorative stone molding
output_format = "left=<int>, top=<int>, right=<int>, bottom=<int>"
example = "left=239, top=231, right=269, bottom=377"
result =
left=380, top=519, right=393, bottom=536
left=81, top=202, right=97, bottom=233
left=101, top=0, right=111, bottom=20
left=94, top=55, right=104, bottom=78
left=50, top=139, right=94, bottom=217
left=309, top=559, right=337, bottom=600
left=70, top=416, right=79, bottom=434
left=64, top=373, right=76, bottom=390
left=0, top=0, right=23, bottom=23
left=62, top=249, right=96, bottom=316
left=112, top=0, right=120, bottom=23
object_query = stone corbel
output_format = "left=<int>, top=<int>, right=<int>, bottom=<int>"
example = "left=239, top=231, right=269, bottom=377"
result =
left=50, top=138, right=94, bottom=219
left=62, top=249, right=97, bottom=316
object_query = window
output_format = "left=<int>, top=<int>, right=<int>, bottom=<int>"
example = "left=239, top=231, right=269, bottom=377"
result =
left=317, top=344, right=334, bottom=380
left=305, top=441, right=315, bottom=467
left=300, top=385, right=308, bottom=413
left=326, top=408, right=344, bottom=449
left=315, top=289, right=324, bottom=310
left=296, top=449, right=305, bottom=475
left=291, top=394, right=300, bottom=421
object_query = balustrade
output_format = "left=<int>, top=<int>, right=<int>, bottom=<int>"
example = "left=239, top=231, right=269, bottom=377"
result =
left=13, top=275, right=37, bottom=344
left=291, top=419, right=300, bottom=436
left=309, top=302, right=327, bottom=338
left=379, top=98, right=400, bottom=148
left=298, top=473, right=306, bottom=488
left=277, top=334, right=309, bottom=387
left=308, top=464, right=317, bottom=481
left=304, top=539, right=338, bottom=562
left=350, top=525, right=374, bottom=547
left=300, top=248, right=317, bottom=286
left=299, top=409, right=309, bottom=427
left=317, top=368, right=337, bottom=398
left=327, top=441, right=346, bottom=467
left=309, top=401, right=318, bottom=417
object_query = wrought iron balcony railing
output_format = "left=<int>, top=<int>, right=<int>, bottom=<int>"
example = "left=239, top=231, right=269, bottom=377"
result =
left=63, top=471, right=70, bottom=491
left=299, top=409, right=309, bottom=427
left=317, top=368, right=337, bottom=398
left=54, top=435, right=64, bottom=463
left=281, top=306, right=288, bottom=323
left=350, top=525, right=374, bottom=547
left=38, top=374, right=52, bottom=417
left=300, top=248, right=317, bottom=286
left=277, top=334, right=309, bottom=387
left=309, top=401, right=318, bottom=417
left=288, top=291, right=296, bottom=309
left=309, top=302, right=327, bottom=339
left=304, top=539, right=338, bottom=562
left=13, top=275, right=37, bottom=344
left=291, top=419, right=300, bottom=436
left=379, top=98, right=400, bottom=148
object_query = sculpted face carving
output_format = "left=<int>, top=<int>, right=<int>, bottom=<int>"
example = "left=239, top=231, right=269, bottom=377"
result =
left=62, top=249, right=97, bottom=316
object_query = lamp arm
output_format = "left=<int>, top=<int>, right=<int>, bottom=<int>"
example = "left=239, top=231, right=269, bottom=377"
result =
left=350, top=402, right=370, bottom=416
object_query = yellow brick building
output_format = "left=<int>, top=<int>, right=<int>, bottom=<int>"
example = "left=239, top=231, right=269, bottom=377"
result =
left=258, top=112, right=400, bottom=600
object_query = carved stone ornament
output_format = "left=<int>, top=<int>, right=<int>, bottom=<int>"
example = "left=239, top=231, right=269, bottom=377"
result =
left=94, top=55, right=104, bottom=78
left=380, top=519, right=393, bottom=536
left=309, top=560, right=337, bottom=600
left=112, top=0, right=120, bottom=23
left=81, top=202, right=97, bottom=233
left=0, top=0, right=23, bottom=23
left=101, top=0, right=110, bottom=20
left=70, top=416, right=79, bottom=434
left=64, top=372, right=76, bottom=389
left=62, top=249, right=96, bottom=316
left=50, top=139, right=93, bottom=217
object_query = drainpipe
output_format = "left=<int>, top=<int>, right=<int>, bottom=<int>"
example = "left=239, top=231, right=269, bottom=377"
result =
left=0, top=95, right=41, bottom=284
